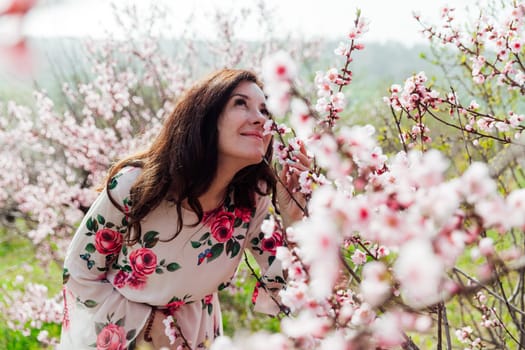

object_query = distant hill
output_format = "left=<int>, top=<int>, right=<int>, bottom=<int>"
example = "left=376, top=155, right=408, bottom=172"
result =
left=0, top=37, right=437, bottom=104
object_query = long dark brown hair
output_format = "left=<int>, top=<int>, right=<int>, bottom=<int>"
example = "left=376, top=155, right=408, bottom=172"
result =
left=105, top=69, right=276, bottom=245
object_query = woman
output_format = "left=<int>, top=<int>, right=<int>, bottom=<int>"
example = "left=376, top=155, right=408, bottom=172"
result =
left=59, top=69, right=308, bottom=349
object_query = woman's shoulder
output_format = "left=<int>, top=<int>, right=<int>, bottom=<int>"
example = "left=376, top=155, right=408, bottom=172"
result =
left=107, top=166, right=142, bottom=200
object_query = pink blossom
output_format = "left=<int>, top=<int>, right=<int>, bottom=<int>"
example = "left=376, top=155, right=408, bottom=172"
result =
left=508, top=111, right=524, bottom=127
left=371, top=313, right=405, bottom=348
left=210, top=336, right=237, bottom=350
left=293, top=213, right=341, bottom=299
left=162, top=315, right=177, bottom=345
left=468, top=100, right=479, bottom=110
left=376, top=245, right=390, bottom=258
left=334, top=42, right=349, bottom=56
left=280, top=281, right=310, bottom=312
left=478, top=237, right=495, bottom=256
left=494, top=121, right=510, bottom=132
left=307, top=134, right=338, bottom=169
left=394, top=239, right=445, bottom=307
left=351, top=249, right=366, bottom=265
left=330, top=92, right=346, bottom=111
left=265, top=81, right=291, bottom=117
left=350, top=303, right=375, bottom=326
left=360, top=262, right=391, bottom=307
left=281, top=310, right=331, bottom=339
left=262, top=119, right=275, bottom=136
left=473, top=74, right=485, bottom=84
left=506, top=189, right=525, bottom=228
left=455, top=326, right=473, bottom=343
left=470, top=55, right=486, bottom=76
left=390, top=84, right=401, bottom=93
left=37, top=330, right=50, bottom=344
left=211, top=332, right=291, bottom=350
left=261, top=50, right=297, bottom=84
left=460, top=162, right=497, bottom=203
left=315, top=97, right=330, bottom=113
left=290, top=99, right=316, bottom=139
left=509, top=38, right=522, bottom=53
left=261, top=216, right=276, bottom=238
left=275, top=246, right=293, bottom=269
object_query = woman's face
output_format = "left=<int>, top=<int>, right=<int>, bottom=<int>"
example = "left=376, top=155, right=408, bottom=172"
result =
left=217, top=81, right=271, bottom=172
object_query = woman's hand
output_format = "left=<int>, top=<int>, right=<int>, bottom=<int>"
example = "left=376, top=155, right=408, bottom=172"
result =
left=276, top=140, right=312, bottom=228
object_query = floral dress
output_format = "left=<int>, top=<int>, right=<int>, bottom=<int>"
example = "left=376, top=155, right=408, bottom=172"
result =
left=58, top=166, right=285, bottom=350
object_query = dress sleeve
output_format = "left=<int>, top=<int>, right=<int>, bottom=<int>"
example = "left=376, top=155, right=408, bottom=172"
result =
left=58, top=168, right=151, bottom=350
left=245, top=195, right=287, bottom=316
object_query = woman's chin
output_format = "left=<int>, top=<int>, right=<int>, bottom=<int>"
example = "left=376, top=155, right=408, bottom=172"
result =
left=242, top=154, right=266, bottom=168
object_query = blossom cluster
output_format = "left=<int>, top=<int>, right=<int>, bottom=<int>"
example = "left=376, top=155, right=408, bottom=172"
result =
left=385, top=70, right=525, bottom=149
left=213, top=3, right=525, bottom=349
left=407, top=2, right=525, bottom=145
left=419, top=2, right=524, bottom=90
left=3, top=276, right=62, bottom=347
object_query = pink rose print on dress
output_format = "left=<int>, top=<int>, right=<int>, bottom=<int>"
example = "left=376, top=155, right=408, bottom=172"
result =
left=203, top=294, right=213, bottom=304
left=129, top=248, right=157, bottom=277
left=164, top=295, right=193, bottom=314
left=192, top=200, right=249, bottom=264
left=96, top=323, right=126, bottom=350
left=234, top=207, right=252, bottom=223
left=94, top=228, right=123, bottom=255
left=112, top=234, right=181, bottom=289
left=250, top=224, right=285, bottom=266
left=210, top=211, right=235, bottom=243
left=261, top=231, right=283, bottom=255
left=113, top=270, right=129, bottom=289
left=166, top=300, right=186, bottom=314
left=82, top=214, right=127, bottom=270
left=202, top=294, right=214, bottom=315
left=126, top=273, right=147, bottom=290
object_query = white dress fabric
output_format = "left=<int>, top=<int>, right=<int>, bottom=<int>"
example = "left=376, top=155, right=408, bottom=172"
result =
left=58, top=166, right=285, bottom=349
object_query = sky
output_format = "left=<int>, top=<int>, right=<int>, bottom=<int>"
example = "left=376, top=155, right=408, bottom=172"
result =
left=16, top=0, right=480, bottom=45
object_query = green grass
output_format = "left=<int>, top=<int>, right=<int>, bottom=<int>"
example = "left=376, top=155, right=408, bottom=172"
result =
left=0, top=325, right=61, bottom=350
left=220, top=254, right=282, bottom=336
left=0, top=232, right=62, bottom=349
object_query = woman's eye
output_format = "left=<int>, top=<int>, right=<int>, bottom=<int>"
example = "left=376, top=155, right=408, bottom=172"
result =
left=234, top=98, right=247, bottom=107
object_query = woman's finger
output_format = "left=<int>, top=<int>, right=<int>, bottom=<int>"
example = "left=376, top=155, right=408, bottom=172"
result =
left=290, top=151, right=311, bottom=167
left=286, top=161, right=309, bottom=172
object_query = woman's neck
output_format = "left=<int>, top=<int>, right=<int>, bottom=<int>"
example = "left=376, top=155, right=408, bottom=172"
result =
left=181, top=162, right=239, bottom=212
left=198, top=169, right=235, bottom=212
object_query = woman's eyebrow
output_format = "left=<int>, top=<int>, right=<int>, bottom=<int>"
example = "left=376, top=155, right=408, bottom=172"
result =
left=230, top=93, right=266, bottom=107
left=231, top=93, right=249, bottom=99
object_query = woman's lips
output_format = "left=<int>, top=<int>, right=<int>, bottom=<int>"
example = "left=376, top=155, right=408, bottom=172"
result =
left=241, top=131, right=263, bottom=140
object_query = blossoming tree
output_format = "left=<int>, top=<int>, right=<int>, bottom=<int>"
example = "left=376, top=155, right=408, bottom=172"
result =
left=213, top=2, right=525, bottom=349
left=1, top=1, right=525, bottom=349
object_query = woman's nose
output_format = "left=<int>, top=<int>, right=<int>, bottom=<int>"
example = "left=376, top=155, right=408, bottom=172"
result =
left=252, top=110, right=267, bottom=124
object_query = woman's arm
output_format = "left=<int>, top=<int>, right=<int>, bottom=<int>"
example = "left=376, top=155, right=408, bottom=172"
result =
left=59, top=168, right=151, bottom=349
left=245, top=196, right=287, bottom=316
left=275, top=140, right=311, bottom=228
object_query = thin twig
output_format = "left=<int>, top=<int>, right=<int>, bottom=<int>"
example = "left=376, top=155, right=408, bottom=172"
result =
left=338, top=249, right=361, bottom=284
left=390, top=106, right=408, bottom=153
left=442, top=303, right=452, bottom=350
left=453, top=267, right=525, bottom=316
left=262, top=157, right=308, bottom=216
left=243, top=252, right=290, bottom=316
